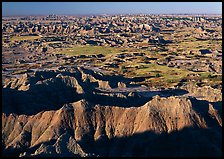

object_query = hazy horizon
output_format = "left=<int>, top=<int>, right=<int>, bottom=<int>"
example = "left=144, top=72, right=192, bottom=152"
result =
left=2, top=2, right=222, bottom=16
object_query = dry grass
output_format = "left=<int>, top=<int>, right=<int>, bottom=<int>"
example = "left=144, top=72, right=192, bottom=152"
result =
left=11, top=35, right=41, bottom=41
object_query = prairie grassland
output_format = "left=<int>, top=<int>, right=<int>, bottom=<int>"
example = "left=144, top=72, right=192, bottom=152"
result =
left=56, top=45, right=142, bottom=56
left=11, top=35, right=41, bottom=41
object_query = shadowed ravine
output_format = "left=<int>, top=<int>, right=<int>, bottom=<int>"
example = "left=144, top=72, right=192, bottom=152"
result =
left=2, top=127, right=221, bottom=157
left=2, top=67, right=189, bottom=115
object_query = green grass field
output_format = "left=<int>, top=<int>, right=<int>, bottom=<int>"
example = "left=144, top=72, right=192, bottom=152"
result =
left=56, top=45, right=141, bottom=56
left=121, top=62, right=191, bottom=87
left=54, top=43, right=221, bottom=88
left=130, top=63, right=189, bottom=78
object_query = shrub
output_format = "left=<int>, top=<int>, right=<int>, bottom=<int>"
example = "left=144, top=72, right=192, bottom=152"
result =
left=42, top=47, right=47, bottom=52
left=144, top=57, right=148, bottom=61
left=171, top=52, right=178, bottom=55
left=208, top=74, right=213, bottom=78
left=121, top=65, right=127, bottom=73
left=155, top=73, right=161, bottom=77
left=121, top=65, right=126, bottom=69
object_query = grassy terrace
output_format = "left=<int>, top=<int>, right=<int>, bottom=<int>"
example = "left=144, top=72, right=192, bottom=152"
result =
left=56, top=45, right=141, bottom=56
left=123, top=63, right=191, bottom=87
left=10, top=35, right=42, bottom=41
left=55, top=44, right=221, bottom=88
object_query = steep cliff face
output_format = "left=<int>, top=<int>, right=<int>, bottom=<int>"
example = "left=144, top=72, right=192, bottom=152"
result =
left=2, top=96, right=222, bottom=157
left=2, top=67, right=222, bottom=157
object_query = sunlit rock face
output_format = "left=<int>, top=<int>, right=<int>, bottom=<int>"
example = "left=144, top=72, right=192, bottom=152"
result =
left=2, top=67, right=222, bottom=157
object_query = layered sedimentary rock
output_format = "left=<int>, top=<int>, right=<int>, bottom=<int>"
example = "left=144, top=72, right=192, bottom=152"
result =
left=181, top=83, right=222, bottom=102
left=2, top=96, right=222, bottom=157
left=2, top=67, right=222, bottom=157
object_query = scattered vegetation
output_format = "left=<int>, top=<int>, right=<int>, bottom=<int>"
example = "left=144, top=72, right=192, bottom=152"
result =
left=170, top=52, right=178, bottom=56
left=155, top=73, right=161, bottom=77
left=121, top=65, right=127, bottom=73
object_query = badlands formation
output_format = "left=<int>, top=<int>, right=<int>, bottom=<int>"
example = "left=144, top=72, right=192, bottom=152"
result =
left=2, top=67, right=222, bottom=157
left=2, top=13, right=222, bottom=157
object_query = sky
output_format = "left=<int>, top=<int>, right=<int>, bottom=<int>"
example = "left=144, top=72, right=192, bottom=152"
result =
left=2, top=2, right=222, bottom=16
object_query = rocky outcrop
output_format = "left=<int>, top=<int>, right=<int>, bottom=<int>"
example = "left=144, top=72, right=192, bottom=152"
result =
left=98, top=80, right=112, bottom=90
left=35, top=74, right=84, bottom=94
left=2, top=95, right=222, bottom=157
left=19, top=132, right=89, bottom=157
left=3, top=73, right=30, bottom=91
left=118, top=82, right=126, bottom=89
left=208, top=103, right=222, bottom=126
left=181, top=83, right=222, bottom=102
left=2, top=67, right=222, bottom=157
